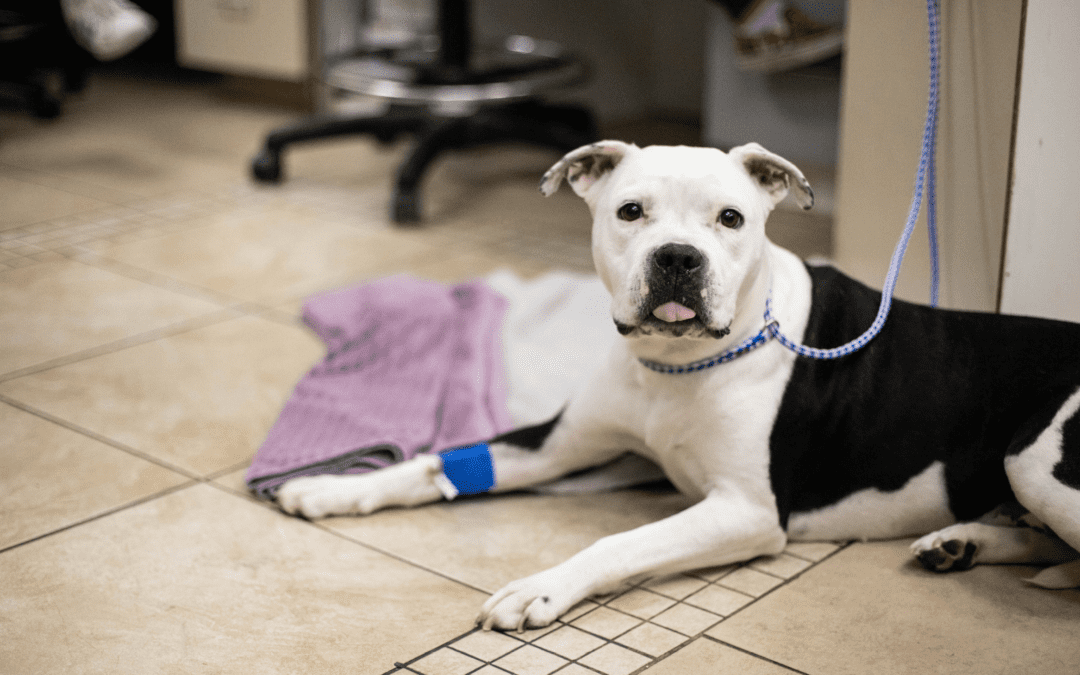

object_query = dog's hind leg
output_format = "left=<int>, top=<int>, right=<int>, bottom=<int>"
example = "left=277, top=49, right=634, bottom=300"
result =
left=911, top=504, right=1079, bottom=572
left=1002, top=386, right=1080, bottom=587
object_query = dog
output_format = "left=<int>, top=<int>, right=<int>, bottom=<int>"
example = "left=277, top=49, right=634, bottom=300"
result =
left=276, top=141, right=1080, bottom=631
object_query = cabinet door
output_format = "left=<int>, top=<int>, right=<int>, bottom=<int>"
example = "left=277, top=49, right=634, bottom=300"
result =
left=176, top=0, right=308, bottom=81
left=1000, top=0, right=1080, bottom=323
left=834, top=0, right=1024, bottom=312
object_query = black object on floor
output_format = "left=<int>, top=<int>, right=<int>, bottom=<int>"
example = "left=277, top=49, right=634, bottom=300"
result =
left=0, top=5, right=89, bottom=119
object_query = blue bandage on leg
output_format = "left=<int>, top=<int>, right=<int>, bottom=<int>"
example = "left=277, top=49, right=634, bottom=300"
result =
left=435, top=443, right=495, bottom=499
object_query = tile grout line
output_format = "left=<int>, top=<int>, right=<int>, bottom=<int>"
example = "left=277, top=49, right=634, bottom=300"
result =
left=0, top=479, right=197, bottom=556
left=698, top=637, right=813, bottom=675
left=0, top=162, right=142, bottom=214
left=0, top=393, right=270, bottom=556
left=0, top=445, right=495, bottom=602
left=0, top=383, right=501, bottom=631
left=0, top=306, right=248, bottom=384
left=58, top=244, right=335, bottom=330
left=303, top=517, right=495, bottom=597
left=204, top=459, right=259, bottom=482
left=401, top=603, right=637, bottom=673
left=194, top=472, right=514, bottom=597
left=0, top=449, right=262, bottom=558
left=383, top=542, right=853, bottom=675
left=387, top=619, right=601, bottom=675
left=638, top=542, right=857, bottom=675
left=61, top=248, right=251, bottom=308
left=0, top=195, right=229, bottom=269
left=386, top=577, right=737, bottom=675
left=0, top=395, right=497, bottom=603
left=0, top=394, right=202, bottom=481
left=618, top=544, right=851, bottom=675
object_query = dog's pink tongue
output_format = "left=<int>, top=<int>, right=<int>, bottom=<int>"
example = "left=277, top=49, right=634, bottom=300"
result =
left=653, top=302, right=697, bottom=322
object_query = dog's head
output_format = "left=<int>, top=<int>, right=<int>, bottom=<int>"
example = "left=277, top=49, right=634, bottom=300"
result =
left=541, top=141, right=813, bottom=344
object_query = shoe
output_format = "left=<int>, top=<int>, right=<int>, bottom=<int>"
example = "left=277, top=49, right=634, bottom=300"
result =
left=60, top=0, right=157, bottom=61
left=734, top=0, right=842, bottom=73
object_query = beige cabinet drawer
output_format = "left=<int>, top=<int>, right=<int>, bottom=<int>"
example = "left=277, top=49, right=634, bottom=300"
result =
left=176, top=0, right=308, bottom=81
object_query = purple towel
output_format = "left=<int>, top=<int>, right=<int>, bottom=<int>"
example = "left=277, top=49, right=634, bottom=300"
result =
left=245, top=275, right=512, bottom=499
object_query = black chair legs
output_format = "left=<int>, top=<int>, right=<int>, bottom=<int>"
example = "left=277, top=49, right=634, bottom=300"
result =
left=251, top=100, right=597, bottom=223
left=250, top=0, right=595, bottom=224
left=250, top=107, right=427, bottom=183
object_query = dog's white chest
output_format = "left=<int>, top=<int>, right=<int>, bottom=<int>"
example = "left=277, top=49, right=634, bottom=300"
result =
left=620, top=353, right=791, bottom=503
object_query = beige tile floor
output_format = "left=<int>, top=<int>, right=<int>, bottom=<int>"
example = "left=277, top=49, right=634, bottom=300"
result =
left=2, top=69, right=1078, bottom=675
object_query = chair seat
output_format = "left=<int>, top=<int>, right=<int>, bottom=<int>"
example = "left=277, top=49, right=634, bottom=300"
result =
left=326, top=35, right=587, bottom=111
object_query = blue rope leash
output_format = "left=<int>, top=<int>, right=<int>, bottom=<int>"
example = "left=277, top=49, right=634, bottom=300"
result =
left=768, top=0, right=941, bottom=360
left=927, top=45, right=941, bottom=309
left=642, top=0, right=941, bottom=374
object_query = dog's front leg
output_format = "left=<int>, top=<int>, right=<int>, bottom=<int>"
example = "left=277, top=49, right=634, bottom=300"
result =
left=277, top=454, right=447, bottom=518
left=477, top=492, right=786, bottom=631
left=276, top=413, right=622, bottom=518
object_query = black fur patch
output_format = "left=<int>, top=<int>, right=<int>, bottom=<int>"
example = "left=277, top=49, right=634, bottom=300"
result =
left=491, top=412, right=563, bottom=451
left=769, top=265, right=1080, bottom=529
left=916, top=540, right=978, bottom=572
left=917, top=547, right=950, bottom=571
left=569, top=154, right=617, bottom=185
left=1053, top=405, right=1080, bottom=489
left=744, top=158, right=790, bottom=195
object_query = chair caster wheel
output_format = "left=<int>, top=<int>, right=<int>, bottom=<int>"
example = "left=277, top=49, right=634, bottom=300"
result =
left=392, top=192, right=421, bottom=224
left=251, top=150, right=282, bottom=183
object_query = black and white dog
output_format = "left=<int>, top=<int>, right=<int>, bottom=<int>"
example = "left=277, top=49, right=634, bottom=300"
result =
left=278, top=141, right=1080, bottom=631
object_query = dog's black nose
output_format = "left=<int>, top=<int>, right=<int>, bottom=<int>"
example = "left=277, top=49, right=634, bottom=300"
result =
left=652, top=244, right=704, bottom=274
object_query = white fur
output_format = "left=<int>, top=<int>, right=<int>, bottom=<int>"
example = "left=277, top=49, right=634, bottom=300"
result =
left=1003, top=388, right=1080, bottom=586
left=788, top=461, right=956, bottom=542
left=1004, top=388, right=1080, bottom=543
left=277, top=454, right=444, bottom=518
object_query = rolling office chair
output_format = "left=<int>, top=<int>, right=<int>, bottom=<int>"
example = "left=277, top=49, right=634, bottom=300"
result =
left=249, top=0, right=598, bottom=223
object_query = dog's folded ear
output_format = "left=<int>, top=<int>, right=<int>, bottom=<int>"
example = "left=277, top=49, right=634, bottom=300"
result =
left=729, top=143, right=815, bottom=211
left=540, top=141, right=637, bottom=198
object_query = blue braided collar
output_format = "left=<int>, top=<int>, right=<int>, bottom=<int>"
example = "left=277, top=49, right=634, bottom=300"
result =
left=637, top=319, right=779, bottom=374
left=639, top=274, right=885, bottom=373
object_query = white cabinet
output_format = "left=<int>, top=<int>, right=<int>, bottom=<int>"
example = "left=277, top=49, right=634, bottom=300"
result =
left=834, top=0, right=1024, bottom=312
left=999, top=0, right=1080, bottom=323
left=835, top=0, right=1079, bottom=321
left=176, top=0, right=309, bottom=82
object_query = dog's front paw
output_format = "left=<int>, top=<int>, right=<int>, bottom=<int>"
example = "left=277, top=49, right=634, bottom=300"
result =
left=478, top=571, right=583, bottom=632
left=276, top=474, right=374, bottom=519
left=911, top=528, right=978, bottom=572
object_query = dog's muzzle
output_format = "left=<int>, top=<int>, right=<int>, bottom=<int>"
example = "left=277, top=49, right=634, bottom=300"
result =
left=615, top=243, right=729, bottom=339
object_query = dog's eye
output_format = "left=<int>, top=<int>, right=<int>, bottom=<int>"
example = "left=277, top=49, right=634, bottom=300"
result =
left=718, top=209, right=743, bottom=229
left=617, top=202, right=643, bottom=221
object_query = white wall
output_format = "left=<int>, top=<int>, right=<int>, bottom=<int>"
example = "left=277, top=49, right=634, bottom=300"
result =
left=702, top=2, right=843, bottom=167
left=472, top=0, right=708, bottom=124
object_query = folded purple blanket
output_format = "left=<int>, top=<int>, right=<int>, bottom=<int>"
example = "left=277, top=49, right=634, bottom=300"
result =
left=245, top=275, right=512, bottom=500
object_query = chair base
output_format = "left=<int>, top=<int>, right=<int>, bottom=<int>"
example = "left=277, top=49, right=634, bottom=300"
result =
left=250, top=99, right=597, bottom=224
